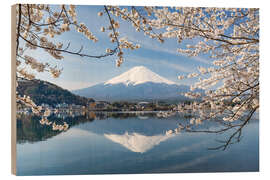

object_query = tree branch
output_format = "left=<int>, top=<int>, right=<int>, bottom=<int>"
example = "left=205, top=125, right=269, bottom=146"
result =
left=19, top=34, right=117, bottom=59
left=104, top=6, right=120, bottom=50
left=16, top=4, right=22, bottom=55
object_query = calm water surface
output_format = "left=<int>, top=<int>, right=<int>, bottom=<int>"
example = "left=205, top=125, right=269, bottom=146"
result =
left=16, top=112, right=259, bottom=175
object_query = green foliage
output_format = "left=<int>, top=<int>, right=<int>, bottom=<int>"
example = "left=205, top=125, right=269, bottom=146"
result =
left=17, top=78, right=94, bottom=107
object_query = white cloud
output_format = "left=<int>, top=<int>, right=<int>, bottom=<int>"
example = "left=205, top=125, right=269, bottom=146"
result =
left=124, top=33, right=212, bottom=65
left=127, top=55, right=193, bottom=73
left=159, top=61, right=193, bottom=73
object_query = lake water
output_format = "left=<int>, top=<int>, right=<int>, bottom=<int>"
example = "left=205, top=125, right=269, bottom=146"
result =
left=16, top=112, right=259, bottom=175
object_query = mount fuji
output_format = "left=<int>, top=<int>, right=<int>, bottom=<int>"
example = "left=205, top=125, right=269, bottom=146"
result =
left=73, top=66, right=194, bottom=101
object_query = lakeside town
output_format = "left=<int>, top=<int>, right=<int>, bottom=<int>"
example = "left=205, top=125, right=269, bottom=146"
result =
left=17, top=100, right=195, bottom=119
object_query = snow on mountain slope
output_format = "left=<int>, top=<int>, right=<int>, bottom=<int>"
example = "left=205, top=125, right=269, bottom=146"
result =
left=104, top=132, right=175, bottom=153
left=104, top=66, right=176, bottom=86
left=73, top=66, right=197, bottom=101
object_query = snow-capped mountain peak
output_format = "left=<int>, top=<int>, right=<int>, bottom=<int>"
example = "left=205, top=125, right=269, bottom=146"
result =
left=104, top=66, right=176, bottom=86
left=73, top=65, right=195, bottom=101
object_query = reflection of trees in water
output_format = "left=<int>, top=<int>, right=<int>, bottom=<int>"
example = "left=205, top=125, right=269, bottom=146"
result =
left=177, top=110, right=259, bottom=150
left=17, top=114, right=59, bottom=144
left=17, top=113, right=94, bottom=144
left=17, top=112, right=258, bottom=151
left=17, top=112, right=158, bottom=143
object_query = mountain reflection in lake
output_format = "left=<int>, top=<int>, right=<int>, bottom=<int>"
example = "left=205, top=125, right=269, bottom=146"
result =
left=16, top=112, right=259, bottom=175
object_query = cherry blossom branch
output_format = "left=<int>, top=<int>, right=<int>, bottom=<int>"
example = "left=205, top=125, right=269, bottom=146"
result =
left=19, top=34, right=117, bottom=58
left=29, top=6, right=64, bottom=27
left=104, top=6, right=121, bottom=50
left=208, top=107, right=258, bottom=150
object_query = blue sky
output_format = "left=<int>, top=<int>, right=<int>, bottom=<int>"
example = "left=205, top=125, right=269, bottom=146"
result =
left=23, top=5, right=213, bottom=90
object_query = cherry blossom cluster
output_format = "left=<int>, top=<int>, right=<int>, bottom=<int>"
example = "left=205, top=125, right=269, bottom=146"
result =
left=110, top=6, right=259, bottom=126
left=97, top=7, right=141, bottom=67
left=16, top=4, right=100, bottom=130
left=17, top=69, right=35, bottom=80
left=16, top=55, right=62, bottom=79
left=107, top=6, right=164, bottom=42
left=17, top=94, right=69, bottom=131
left=52, top=122, right=69, bottom=131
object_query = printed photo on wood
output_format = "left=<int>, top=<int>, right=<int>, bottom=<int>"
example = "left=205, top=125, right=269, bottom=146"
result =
left=11, top=4, right=259, bottom=175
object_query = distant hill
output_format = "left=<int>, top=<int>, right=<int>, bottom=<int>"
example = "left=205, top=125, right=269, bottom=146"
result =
left=17, top=78, right=94, bottom=107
